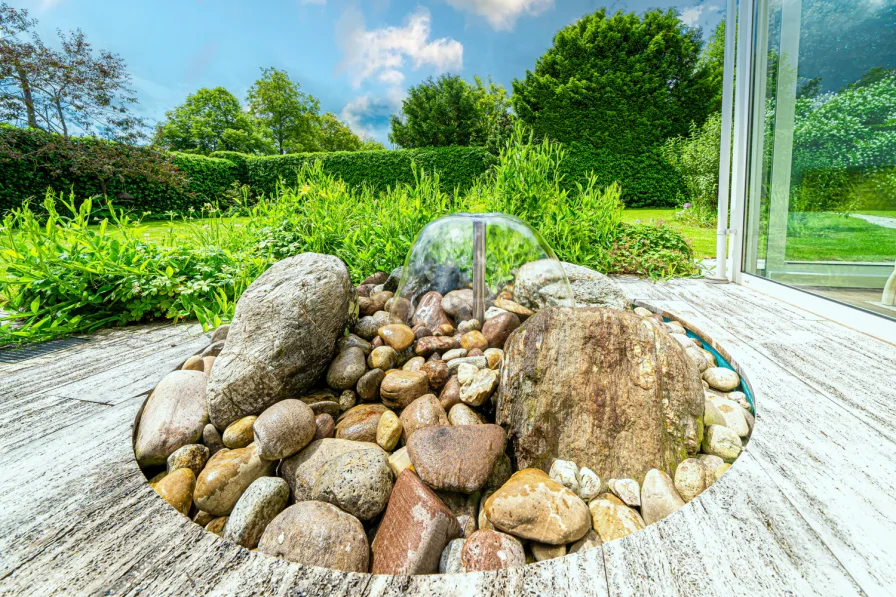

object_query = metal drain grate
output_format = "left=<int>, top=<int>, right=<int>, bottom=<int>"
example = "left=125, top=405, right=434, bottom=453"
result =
left=0, top=337, right=91, bottom=363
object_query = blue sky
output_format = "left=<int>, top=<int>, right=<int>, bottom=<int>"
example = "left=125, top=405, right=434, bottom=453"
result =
left=13, top=0, right=725, bottom=145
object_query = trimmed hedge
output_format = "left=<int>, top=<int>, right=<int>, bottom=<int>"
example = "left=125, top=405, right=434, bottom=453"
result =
left=0, top=126, right=237, bottom=215
left=245, top=146, right=496, bottom=195
left=561, top=143, right=683, bottom=208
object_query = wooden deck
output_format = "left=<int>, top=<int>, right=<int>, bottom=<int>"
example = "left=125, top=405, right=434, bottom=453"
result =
left=1, top=278, right=894, bottom=596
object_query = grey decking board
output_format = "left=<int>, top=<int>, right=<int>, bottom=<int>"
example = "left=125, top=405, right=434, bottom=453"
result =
left=0, top=279, right=893, bottom=595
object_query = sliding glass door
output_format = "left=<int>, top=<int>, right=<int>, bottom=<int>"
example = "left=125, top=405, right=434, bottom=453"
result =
left=743, top=0, right=896, bottom=319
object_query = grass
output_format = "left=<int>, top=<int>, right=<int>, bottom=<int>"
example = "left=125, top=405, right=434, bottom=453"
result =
left=785, top=212, right=896, bottom=262
left=854, top=210, right=896, bottom=219
left=621, top=209, right=716, bottom=258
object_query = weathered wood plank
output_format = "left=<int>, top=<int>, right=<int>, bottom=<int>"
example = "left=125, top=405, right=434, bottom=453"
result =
left=603, top=453, right=863, bottom=597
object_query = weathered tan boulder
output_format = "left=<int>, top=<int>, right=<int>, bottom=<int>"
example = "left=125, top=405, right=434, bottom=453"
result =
left=496, top=307, right=704, bottom=483
left=206, top=254, right=356, bottom=429
left=135, top=370, right=209, bottom=467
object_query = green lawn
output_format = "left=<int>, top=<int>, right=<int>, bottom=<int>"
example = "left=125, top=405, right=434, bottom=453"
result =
left=621, top=209, right=716, bottom=258
left=784, top=212, right=896, bottom=262
left=855, top=210, right=896, bottom=219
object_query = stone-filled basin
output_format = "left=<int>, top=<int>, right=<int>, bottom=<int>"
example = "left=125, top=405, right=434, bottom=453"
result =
left=132, top=253, right=754, bottom=576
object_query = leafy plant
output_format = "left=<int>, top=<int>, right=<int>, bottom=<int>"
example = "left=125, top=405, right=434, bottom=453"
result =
left=662, top=112, right=723, bottom=227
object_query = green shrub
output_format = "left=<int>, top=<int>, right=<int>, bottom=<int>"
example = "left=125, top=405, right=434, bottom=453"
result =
left=662, top=112, right=722, bottom=226
left=247, top=146, right=496, bottom=195
left=209, top=151, right=251, bottom=181
left=0, top=131, right=697, bottom=345
left=0, top=126, right=238, bottom=216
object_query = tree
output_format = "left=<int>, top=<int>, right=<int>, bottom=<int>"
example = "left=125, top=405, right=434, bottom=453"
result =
left=389, top=75, right=484, bottom=148
left=154, top=87, right=272, bottom=154
left=512, top=8, right=715, bottom=152
left=701, top=21, right=727, bottom=113
left=0, top=2, right=145, bottom=142
left=470, top=76, right=515, bottom=152
left=314, top=112, right=363, bottom=152
left=246, top=67, right=319, bottom=154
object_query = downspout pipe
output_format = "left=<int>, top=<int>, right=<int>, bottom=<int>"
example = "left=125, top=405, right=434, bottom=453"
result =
left=707, top=0, right=738, bottom=283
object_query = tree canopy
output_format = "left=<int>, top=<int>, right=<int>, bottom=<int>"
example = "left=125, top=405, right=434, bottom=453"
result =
left=246, top=67, right=319, bottom=154
left=0, top=2, right=144, bottom=142
left=512, top=8, right=715, bottom=152
left=389, top=74, right=512, bottom=149
left=154, top=87, right=272, bottom=155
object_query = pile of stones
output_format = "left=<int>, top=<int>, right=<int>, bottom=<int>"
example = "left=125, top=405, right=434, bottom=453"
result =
left=134, top=253, right=753, bottom=575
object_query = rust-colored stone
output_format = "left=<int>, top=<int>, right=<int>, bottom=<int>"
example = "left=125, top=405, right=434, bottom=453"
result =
left=407, top=425, right=506, bottom=493
left=481, top=312, right=521, bottom=348
left=370, top=470, right=461, bottom=574
left=379, top=370, right=429, bottom=409
left=335, top=404, right=387, bottom=443
left=461, top=529, right=525, bottom=571
left=413, top=291, right=452, bottom=331
left=399, top=394, right=448, bottom=441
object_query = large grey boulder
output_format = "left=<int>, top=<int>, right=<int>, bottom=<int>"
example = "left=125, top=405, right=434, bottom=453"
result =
left=206, top=254, right=356, bottom=429
left=514, top=260, right=630, bottom=310
left=496, top=307, right=704, bottom=484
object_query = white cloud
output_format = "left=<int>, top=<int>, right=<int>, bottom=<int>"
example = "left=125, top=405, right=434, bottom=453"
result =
left=337, top=6, right=463, bottom=88
left=680, top=6, right=704, bottom=27
left=442, top=0, right=553, bottom=31
left=340, top=87, right=405, bottom=141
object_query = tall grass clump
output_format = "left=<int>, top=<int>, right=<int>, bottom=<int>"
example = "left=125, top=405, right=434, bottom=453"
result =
left=1, top=128, right=696, bottom=345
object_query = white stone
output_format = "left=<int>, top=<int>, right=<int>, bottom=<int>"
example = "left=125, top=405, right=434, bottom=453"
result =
left=703, top=367, right=740, bottom=392
left=439, top=538, right=466, bottom=574
left=576, top=467, right=601, bottom=501
left=640, top=469, right=686, bottom=525
left=608, top=478, right=641, bottom=507
left=702, top=425, right=743, bottom=462
left=457, top=363, right=479, bottom=385
left=674, top=458, right=708, bottom=502
left=549, top=459, right=579, bottom=494
left=442, top=348, right=468, bottom=362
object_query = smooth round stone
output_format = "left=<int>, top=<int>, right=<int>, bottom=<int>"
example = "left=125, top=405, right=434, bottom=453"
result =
left=588, top=494, right=646, bottom=542
left=182, top=355, right=204, bottom=372
left=335, top=404, right=387, bottom=443
left=314, top=413, right=336, bottom=440
left=254, top=399, right=316, bottom=460
left=484, top=306, right=508, bottom=321
left=202, top=423, right=225, bottom=456
left=148, top=471, right=168, bottom=485
left=665, top=321, right=686, bottom=334
left=166, top=444, right=209, bottom=477
left=672, top=333, right=697, bottom=349
left=576, top=467, right=601, bottom=502
left=339, top=390, right=357, bottom=412
left=703, top=367, right=741, bottom=392
left=368, top=346, right=399, bottom=371
left=441, top=289, right=474, bottom=321
left=380, top=370, right=429, bottom=409
left=634, top=306, right=653, bottom=317
left=258, top=501, right=369, bottom=572
left=457, top=363, right=478, bottom=385
left=388, top=296, right=413, bottom=323
left=707, top=398, right=750, bottom=437
left=702, top=425, right=743, bottom=462
left=223, top=477, right=290, bottom=548
left=202, top=356, right=216, bottom=375
left=446, top=356, right=488, bottom=372
left=467, top=348, right=484, bottom=358
left=460, top=331, right=489, bottom=351
left=549, top=459, right=579, bottom=494
left=685, top=345, right=709, bottom=372
left=457, top=319, right=481, bottom=334
left=400, top=394, right=449, bottom=441
left=376, top=410, right=402, bottom=451
left=493, top=297, right=533, bottom=319
left=674, top=458, right=709, bottom=502
left=439, top=538, right=467, bottom=573
left=481, top=312, right=521, bottom=348
left=448, top=403, right=482, bottom=426
left=439, top=375, right=462, bottom=411
left=222, top=416, right=257, bottom=449
left=640, top=469, right=686, bottom=524
left=356, top=368, right=385, bottom=402
left=420, top=360, right=449, bottom=390
left=193, top=444, right=275, bottom=517
left=415, top=335, right=458, bottom=357
left=193, top=510, right=215, bottom=527
left=205, top=516, right=228, bottom=535
left=311, top=448, right=393, bottom=520
left=414, top=325, right=433, bottom=339
left=531, top=541, right=566, bottom=561
left=483, top=348, right=503, bottom=370
left=608, top=478, right=641, bottom=507
left=201, top=341, right=225, bottom=358
left=569, top=529, right=603, bottom=553
left=134, top=370, right=209, bottom=467
left=402, top=356, right=426, bottom=371
left=697, top=453, right=725, bottom=471
left=327, top=347, right=368, bottom=390
left=378, top=324, right=416, bottom=351
left=355, top=311, right=395, bottom=340
left=461, top=529, right=525, bottom=571
left=154, top=468, right=196, bottom=516
left=210, top=324, right=230, bottom=343
left=714, top=463, right=731, bottom=480
left=460, top=368, right=499, bottom=407
left=281, top=438, right=385, bottom=501
left=484, top=468, right=590, bottom=545
left=308, top=401, right=340, bottom=417
left=442, top=348, right=468, bottom=361
left=337, top=333, right=372, bottom=355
